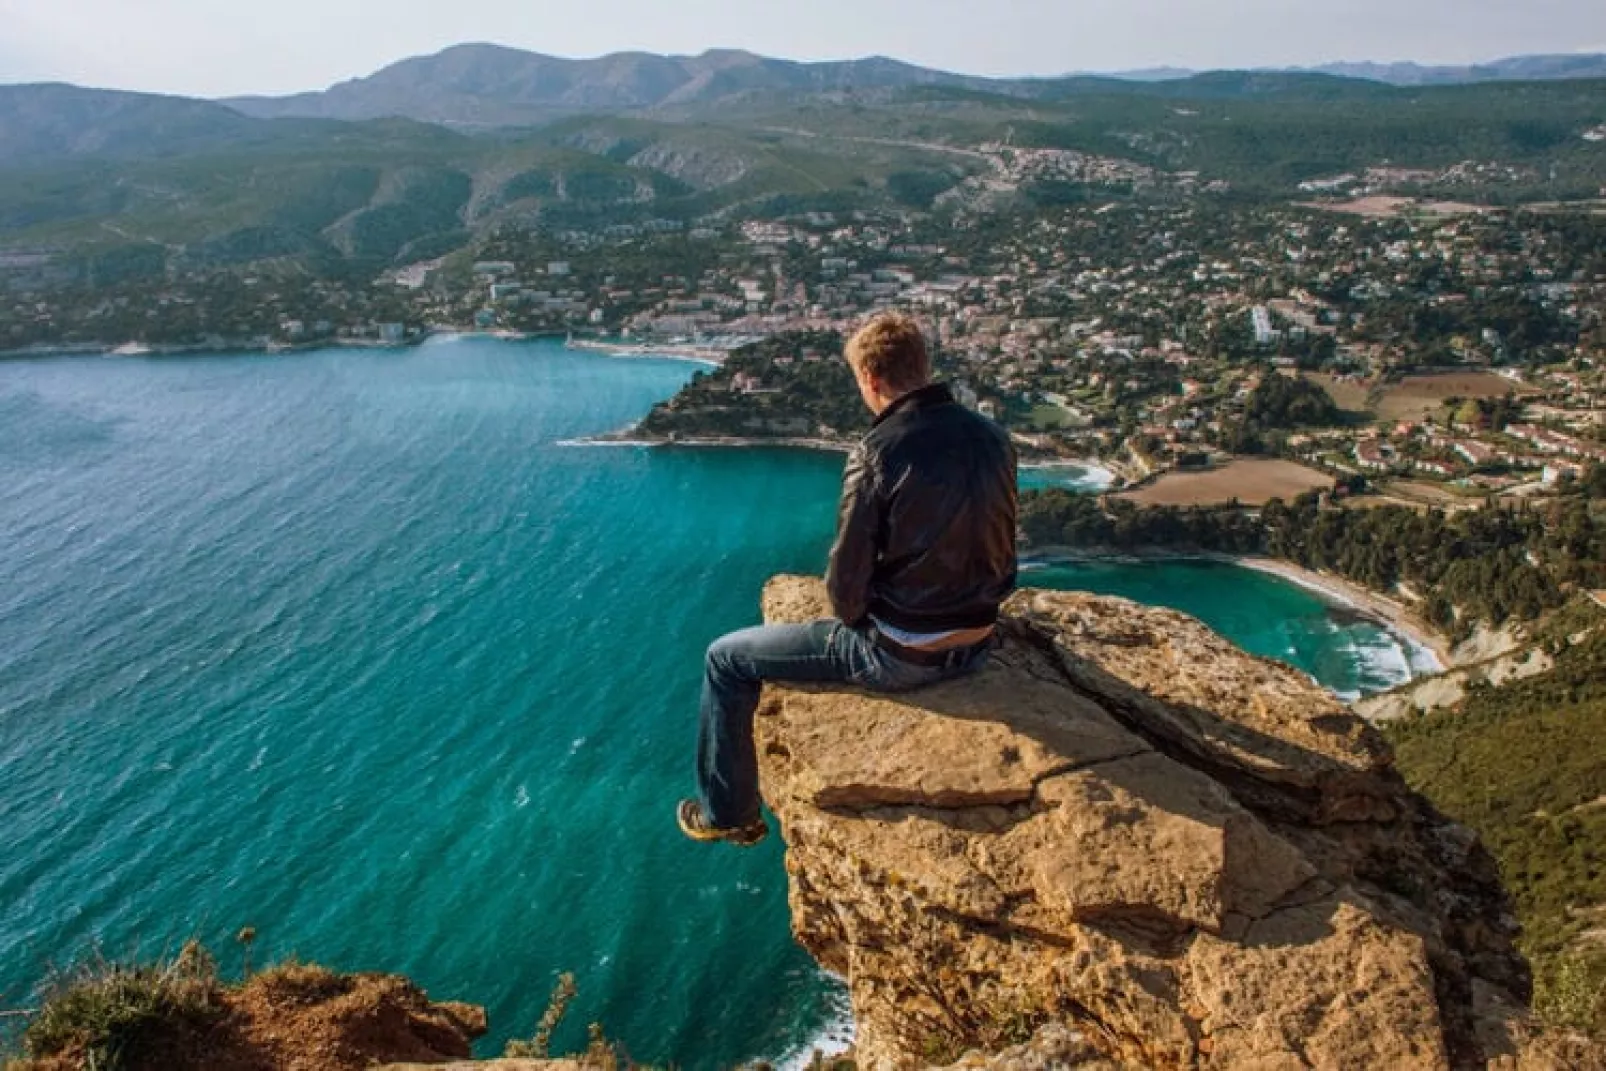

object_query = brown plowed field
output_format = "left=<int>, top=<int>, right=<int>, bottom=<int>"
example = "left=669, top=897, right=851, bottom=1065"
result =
left=1118, top=459, right=1334, bottom=507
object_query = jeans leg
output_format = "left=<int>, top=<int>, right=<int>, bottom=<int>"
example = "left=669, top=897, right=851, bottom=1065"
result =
left=697, top=620, right=859, bottom=827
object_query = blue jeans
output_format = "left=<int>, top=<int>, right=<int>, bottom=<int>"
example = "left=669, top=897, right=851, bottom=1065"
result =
left=697, top=619, right=993, bottom=827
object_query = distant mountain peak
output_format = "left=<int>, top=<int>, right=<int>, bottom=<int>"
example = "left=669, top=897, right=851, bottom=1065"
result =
left=1107, top=51, right=1606, bottom=86
left=206, top=44, right=1606, bottom=127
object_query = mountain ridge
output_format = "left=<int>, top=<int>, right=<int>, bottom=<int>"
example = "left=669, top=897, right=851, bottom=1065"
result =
left=4, top=58, right=1604, bottom=275
left=215, top=44, right=1606, bottom=127
left=221, top=43, right=1011, bottom=127
left=1104, top=53, right=1606, bottom=85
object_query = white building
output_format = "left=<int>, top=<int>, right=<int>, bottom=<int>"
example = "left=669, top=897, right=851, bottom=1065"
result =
left=1250, top=306, right=1279, bottom=346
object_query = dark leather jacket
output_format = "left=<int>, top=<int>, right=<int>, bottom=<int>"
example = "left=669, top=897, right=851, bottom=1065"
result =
left=826, top=383, right=1018, bottom=632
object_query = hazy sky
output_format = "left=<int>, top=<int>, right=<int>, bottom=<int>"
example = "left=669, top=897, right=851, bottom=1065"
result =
left=2, top=0, right=1603, bottom=98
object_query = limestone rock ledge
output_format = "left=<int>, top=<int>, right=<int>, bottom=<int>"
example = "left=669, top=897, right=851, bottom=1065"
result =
left=755, top=576, right=1558, bottom=1070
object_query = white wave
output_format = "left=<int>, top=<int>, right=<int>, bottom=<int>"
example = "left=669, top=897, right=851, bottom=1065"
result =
left=1334, top=628, right=1417, bottom=702
left=555, top=438, right=657, bottom=448
left=603, top=351, right=719, bottom=368
left=565, top=342, right=720, bottom=367
left=1402, top=634, right=1446, bottom=676
left=776, top=982, right=855, bottom=1071
left=1241, top=560, right=1444, bottom=679
left=1021, top=460, right=1116, bottom=492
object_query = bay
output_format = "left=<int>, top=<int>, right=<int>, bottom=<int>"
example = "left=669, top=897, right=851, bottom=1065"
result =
left=0, top=337, right=1425, bottom=1065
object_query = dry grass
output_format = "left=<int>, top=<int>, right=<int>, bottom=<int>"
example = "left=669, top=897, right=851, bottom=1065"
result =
left=1385, top=480, right=1487, bottom=511
left=1117, top=459, right=1333, bottom=507
left=8, top=947, right=483, bottom=1071
left=17, top=943, right=223, bottom=1071
left=1297, top=196, right=1414, bottom=217
left=1301, top=372, right=1373, bottom=414
left=1299, top=197, right=1490, bottom=219
left=1342, top=494, right=1431, bottom=512
left=1374, top=372, right=1523, bottom=422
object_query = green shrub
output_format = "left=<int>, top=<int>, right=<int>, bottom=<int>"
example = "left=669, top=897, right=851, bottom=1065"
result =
left=1535, top=949, right=1606, bottom=1037
left=22, top=942, right=222, bottom=1069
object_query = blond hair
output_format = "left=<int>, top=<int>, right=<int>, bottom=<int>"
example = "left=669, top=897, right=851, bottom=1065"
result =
left=845, top=313, right=931, bottom=394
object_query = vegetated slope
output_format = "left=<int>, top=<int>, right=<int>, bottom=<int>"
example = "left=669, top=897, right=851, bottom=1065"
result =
left=0, top=103, right=982, bottom=273
left=217, top=42, right=1606, bottom=127
left=1309, top=53, right=1606, bottom=86
left=987, top=81, right=1606, bottom=193
left=635, top=332, right=867, bottom=441
left=1115, top=53, right=1606, bottom=86
left=221, top=43, right=1009, bottom=125
left=0, top=117, right=484, bottom=269
left=4, top=77, right=1604, bottom=279
left=1387, top=600, right=1606, bottom=1037
left=691, top=78, right=1606, bottom=195
left=0, top=84, right=294, bottom=164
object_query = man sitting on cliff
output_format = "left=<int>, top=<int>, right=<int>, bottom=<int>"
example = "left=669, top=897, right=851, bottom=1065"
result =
left=679, top=313, right=1018, bottom=845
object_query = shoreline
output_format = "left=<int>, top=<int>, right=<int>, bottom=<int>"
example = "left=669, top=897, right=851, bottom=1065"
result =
left=565, top=338, right=728, bottom=365
left=565, top=432, right=855, bottom=453
left=1020, top=546, right=1452, bottom=672
left=1020, top=458, right=1118, bottom=490
left=0, top=326, right=592, bottom=362
left=0, top=330, right=730, bottom=364
left=0, top=337, right=425, bottom=361
left=1234, top=557, right=1451, bottom=671
left=568, top=435, right=1120, bottom=475
left=570, top=427, right=1118, bottom=469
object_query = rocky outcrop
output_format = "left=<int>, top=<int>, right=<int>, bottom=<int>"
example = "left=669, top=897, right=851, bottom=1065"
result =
left=12, top=964, right=488, bottom=1071
left=755, top=576, right=1551, bottom=1069
left=378, top=1063, right=582, bottom=1071
left=235, top=971, right=486, bottom=1071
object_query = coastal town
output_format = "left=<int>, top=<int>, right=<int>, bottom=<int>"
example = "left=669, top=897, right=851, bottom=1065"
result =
left=6, top=194, right=1604, bottom=509
left=6, top=22, right=1606, bottom=1067
left=496, top=196, right=1602, bottom=505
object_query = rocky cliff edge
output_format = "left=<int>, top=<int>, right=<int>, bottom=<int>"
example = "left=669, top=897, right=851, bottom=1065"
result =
left=754, top=576, right=1583, bottom=1070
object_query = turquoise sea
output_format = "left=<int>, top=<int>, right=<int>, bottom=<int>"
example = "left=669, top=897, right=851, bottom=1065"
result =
left=0, top=337, right=1428, bottom=1065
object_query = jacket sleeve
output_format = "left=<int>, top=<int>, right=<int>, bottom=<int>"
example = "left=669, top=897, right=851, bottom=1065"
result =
left=826, top=444, right=881, bottom=626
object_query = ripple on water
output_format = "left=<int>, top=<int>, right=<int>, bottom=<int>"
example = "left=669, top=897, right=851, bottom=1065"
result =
left=0, top=341, right=1428, bottom=1065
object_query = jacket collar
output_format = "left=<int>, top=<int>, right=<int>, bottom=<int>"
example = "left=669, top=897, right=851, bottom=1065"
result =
left=871, top=382, right=954, bottom=429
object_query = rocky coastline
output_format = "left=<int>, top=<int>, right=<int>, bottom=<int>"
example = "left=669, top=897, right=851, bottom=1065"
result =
left=13, top=576, right=1598, bottom=1069
left=752, top=575, right=1592, bottom=1069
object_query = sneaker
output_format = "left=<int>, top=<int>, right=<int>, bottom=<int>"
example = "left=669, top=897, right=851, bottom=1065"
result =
left=677, top=799, right=768, bottom=846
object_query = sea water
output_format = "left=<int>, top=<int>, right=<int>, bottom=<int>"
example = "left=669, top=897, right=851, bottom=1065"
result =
left=0, top=337, right=1425, bottom=1065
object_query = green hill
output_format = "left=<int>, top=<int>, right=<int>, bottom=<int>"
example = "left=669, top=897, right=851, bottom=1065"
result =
left=1388, top=601, right=1606, bottom=1035
left=2, top=76, right=1603, bottom=280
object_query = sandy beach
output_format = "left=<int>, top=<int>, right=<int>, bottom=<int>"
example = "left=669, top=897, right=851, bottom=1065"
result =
left=1235, top=557, right=1452, bottom=669
left=1020, top=546, right=1453, bottom=671
left=564, top=432, right=854, bottom=454
left=566, top=338, right=727, bottom=364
